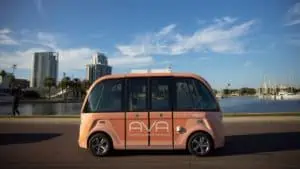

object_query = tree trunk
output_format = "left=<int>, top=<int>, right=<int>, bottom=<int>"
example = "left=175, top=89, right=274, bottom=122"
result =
left=48, top=87, right=51, bottom=100
left=62, top=87, right=66, bottom=101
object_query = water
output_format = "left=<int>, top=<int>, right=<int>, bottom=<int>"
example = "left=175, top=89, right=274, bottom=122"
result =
left=0, top=102, right=82, bottom=116
left=0, top=96, right=300, bottom=115
left=219, top=96, right=300, bottom=113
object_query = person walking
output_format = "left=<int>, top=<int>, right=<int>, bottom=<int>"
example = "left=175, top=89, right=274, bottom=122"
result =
left=12, top=87, right=21, bottom=116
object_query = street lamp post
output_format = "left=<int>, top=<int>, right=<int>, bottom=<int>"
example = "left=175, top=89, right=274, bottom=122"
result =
left=12, top=64, right=17, bottom=75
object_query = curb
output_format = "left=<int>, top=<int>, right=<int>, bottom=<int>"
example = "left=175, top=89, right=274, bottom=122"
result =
left=223, top=112, right=300, bottom=117
left=0, top=112, right=299, bottom=118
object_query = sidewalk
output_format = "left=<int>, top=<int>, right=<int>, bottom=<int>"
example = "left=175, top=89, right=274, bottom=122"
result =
left=0, top=115, right=299, bottom=124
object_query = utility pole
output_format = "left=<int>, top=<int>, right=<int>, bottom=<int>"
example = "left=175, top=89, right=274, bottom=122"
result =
left=12, top=64, right=17, bottom=75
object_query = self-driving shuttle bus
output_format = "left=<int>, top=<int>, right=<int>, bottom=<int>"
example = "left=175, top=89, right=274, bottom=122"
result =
left=78, top=71, right=224, bottom=156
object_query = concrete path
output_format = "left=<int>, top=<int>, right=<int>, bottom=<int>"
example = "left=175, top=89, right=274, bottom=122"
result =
left=0, top=115, right=299, bottom=124
left=0, top=117, right=299, bottom=169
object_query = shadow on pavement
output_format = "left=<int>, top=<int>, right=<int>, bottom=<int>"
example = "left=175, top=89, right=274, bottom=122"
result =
left=216, top=132, right=300, bottom=156
left=111, top=132, right=300, bottom=156
left=112, top=150, right=188, bottom=156
left=0, top=133, right=62, bottom=145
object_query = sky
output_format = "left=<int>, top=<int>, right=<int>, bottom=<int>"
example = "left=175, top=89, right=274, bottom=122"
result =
left=0, top=0, right=300, bottom=89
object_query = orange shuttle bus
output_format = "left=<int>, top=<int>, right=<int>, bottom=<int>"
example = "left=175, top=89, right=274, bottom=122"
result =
left=78, top=72, right=224, bottom=156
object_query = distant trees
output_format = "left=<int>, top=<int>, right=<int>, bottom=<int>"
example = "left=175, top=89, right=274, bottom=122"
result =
left=239, top=88, right=256, bottom=95
left=0, top=70, right=7, bottom=79
left=223, top=89, right=239, bottom=95
left=295, top=88, right=300, bottom=93
left=59, top=77, right=71, bottom=90
left=222, top=88, right=257, bottom=96
left=44, top=77, right=56, bottom=99
left=1, top=69, right=15, bottom=88
left=81, top=79, right=91, bottom=90
left=58, top=76, right=71, bottom=100
left=80, top=79, right=91, bottom=98
left=212, top=89, right=218, bottom=94
left=223, top=89, right=230, bottom=95
left=57, top=77, right=91, bottom=99
left=72, top=78, right=81, bottom=98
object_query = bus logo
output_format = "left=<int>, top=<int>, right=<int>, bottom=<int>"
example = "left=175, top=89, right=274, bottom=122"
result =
left=129, top=121, right=169, bottom=133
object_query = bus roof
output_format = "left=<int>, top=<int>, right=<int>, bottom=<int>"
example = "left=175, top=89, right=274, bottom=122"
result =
left=93, top=72, right=212, bottom=89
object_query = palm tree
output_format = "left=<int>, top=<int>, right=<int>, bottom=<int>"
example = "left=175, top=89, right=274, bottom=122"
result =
left=12, top=64, right=17, bottom=75
left=0, top=70, right=7, bottom=79
left=68, top=80, right=75, bottom=97
left=81, top=79, right=91, bottom=98
left=6, top=73, right=15, bottom=88
left=73, top=78, right=81, bottom=98
left=59, top=76, right=71, bottom=100
left=44, top=77, right=56, bottom=99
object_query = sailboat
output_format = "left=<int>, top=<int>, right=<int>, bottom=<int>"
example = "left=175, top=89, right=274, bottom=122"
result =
left=275, top=91, right=300, bottom=100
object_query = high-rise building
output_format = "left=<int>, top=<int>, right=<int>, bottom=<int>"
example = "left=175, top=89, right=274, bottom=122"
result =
left=86, top=52, right=112, bottom=83
left=92, top=52, right=108, bottom=65
left=30, top=52, right=58, bottom=88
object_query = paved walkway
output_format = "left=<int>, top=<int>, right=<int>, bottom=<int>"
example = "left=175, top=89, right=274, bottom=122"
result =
left=0, top=115, right=299, bottom=124
left=0, top=117, right=299, bottom=169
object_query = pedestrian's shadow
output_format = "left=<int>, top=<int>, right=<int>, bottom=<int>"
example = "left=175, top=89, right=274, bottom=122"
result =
left=111, top=132, right=300, bottom=156
left=215, top=132, right=300, bottom=156
left=0, top=133, right=62, bottom=145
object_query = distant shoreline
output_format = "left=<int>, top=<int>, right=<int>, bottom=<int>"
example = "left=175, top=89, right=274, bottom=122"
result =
left=0, top=112, right=299, bottom=118
left=21, top=99, right=82, bottom=104
left=0, top=99, right=82, bottom=105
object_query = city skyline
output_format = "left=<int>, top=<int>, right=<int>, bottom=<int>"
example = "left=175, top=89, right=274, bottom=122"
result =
left=86, top=52, right=112, bottom=83
left=30, top=52, right=58, bottom=88
left=0, top=0, right=300, bottom=89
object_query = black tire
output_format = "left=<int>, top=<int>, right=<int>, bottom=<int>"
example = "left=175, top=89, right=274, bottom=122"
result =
left=187, top=132, right=213, bottom=156
left=88, top=133, right=112, bottom=157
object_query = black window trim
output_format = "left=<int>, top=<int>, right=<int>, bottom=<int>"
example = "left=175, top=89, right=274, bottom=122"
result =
left=83, top=76, right=220, bottom=113
left=149, top=77, right=173, bottom=112
left=125, top=77, right=149, bottom=112
left=173, top=77, right=220, bottom=112
left=83, top=78, right=125, bottom=113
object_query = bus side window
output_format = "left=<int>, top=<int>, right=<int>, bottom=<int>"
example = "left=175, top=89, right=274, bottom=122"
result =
left=84, top=79, right=123, bottom=112
left=127, top=78, right=147, bottom=112
left=175, top=78, right=218, bottom=111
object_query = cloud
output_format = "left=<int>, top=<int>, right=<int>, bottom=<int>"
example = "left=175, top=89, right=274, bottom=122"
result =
left=0, top=28, right=11, bottom=34
left=197, top=19, right=206, bottom=25
left=0, top=47, right=154, bottom=75
left=0, top=48, right=46, bottom=69
left=0, top=30, right=155, bottom=76
left=117, top=17, right=256, bottom=58
left=244, top=60, right=252, bottom=67
left=286, top=34, right=300, bottom=46
left=157, top=24, right=176, bottom=36
left=1, top=17, right=256, bottom=78
left=0, top=47, right=97, bottom=71
left=109, top=55, right=154, bottom=67
left=37, top=32, right=58, bottom=49
left=213, top=16, right=237, bottom=25
left=171, top=19, right=255, bottom=55
left=34, top=0, right=44, bottom=16
left=0, top=29, right=59, bottom=48
left=197, top=57, right=210, bottom=61
left=285, top=2, right=300, bottom=26
left=0, top=28, right=18, bottom=45
left=116, top=45, right=146, bottom=57
left=89, top=33, right=104, bottom=39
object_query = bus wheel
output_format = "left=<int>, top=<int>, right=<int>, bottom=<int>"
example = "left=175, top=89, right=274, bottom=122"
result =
left=88, top=133, right=112, bottom=157
left=187, top=132, right=213, bottom=156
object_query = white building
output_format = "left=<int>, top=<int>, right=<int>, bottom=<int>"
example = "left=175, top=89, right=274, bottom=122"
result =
left=0, top=75, right=10, bottom=89
left=86, top=52, right=112, bottom=83
left=30, top=52, right=59, bottom=88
